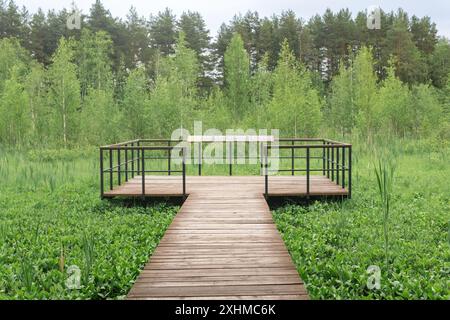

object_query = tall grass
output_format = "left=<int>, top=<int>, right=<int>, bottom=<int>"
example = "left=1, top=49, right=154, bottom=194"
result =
left=373, top=156, right=396, bottom=269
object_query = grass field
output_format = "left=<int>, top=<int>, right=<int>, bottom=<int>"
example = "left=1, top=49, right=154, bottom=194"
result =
left=0, top=139, right=449, bottom=299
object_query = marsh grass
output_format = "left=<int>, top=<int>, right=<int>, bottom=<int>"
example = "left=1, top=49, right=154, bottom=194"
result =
left=374, top=157, right=396, bottom=269
left=273, top=138, right=449, bottom=299
left=0, top=140, right=448, bottom=299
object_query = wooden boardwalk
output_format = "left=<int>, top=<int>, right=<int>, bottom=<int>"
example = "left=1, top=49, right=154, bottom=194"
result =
left=123, top=176, right=347, bottom=300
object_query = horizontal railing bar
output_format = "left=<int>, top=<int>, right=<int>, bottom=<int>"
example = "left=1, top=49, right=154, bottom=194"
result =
left=102, top=139, right=140, bottom=148
left=279, top=138, right=325, bottom=142
left=104, top=170, right=183, bottom=174
left=100, top=146, right=185, bottom=151
left=271, top=144, right=352, bottom=149
left=269, top=168, right=349, bottom=172
left=139, top=139, right=183, bottom=143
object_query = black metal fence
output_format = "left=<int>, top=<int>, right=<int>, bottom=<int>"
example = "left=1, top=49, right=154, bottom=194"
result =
left=263, top=138, right=352, bottom=198
left=100, top=139, right=186, bottom=199
left=100, top=138, right=352, bottom=199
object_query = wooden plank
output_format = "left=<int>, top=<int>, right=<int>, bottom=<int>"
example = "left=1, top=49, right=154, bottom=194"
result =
left=128, top=284, right=306, bottom=298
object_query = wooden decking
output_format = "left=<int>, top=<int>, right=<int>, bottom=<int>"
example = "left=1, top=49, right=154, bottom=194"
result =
left=126, top=177, right=316, bottom=300
left=104, top=175, right=348, bottom=198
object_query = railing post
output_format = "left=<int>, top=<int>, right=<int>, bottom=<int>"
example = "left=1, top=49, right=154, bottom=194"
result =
left=168, top=140, right=171, bottom=176
left=322, top=140, right=326, bottom=176
left=348, top=146, right=352, bottom=199
left=291, top=140, right=295, bottom=176
left=342, top=146, right=345, bottom=189
left=306, top=147, right=310, bottom=197
left=100, top=148, right=104, bottom=198
left=327, top=143, right=330, bottom=179
left=182, top=147, right=186, bottom=197
left=259, top=142, right=263, bottom=174
left=141, top=148, right=145, bottom=199
left=331, top=147, right=335, bottom=182
left=125, top=144, right=128, bottom=182
left=264, top=144, right=268, bottom=197
left=109, top=149, right=113, bottom=190
left=131, top=142, right=134, bottom=178
left=198, top=141, right=202, bottom=176
left=137, top=140, right=140, bottom=173
left=229, top=141, right=232, bottom=176
left=336, top=147, right=340, bottom=185
left=117, top=148, right=121, bottom=185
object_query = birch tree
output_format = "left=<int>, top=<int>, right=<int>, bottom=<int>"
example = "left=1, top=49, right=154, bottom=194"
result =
left=47, top=38, right=81, bottom=147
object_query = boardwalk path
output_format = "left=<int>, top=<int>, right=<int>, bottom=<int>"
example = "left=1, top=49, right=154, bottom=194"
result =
left=127, top=177, right=309, bottom=300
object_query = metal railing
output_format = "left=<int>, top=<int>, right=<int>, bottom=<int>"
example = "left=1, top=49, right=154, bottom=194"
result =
left=100, top=139, right=186, bottom=199
left=263, top=139, right=352, bottom=198
left=100, top=138, right=352, bottom=199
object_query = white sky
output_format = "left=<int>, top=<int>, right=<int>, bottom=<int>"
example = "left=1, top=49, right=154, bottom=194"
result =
left=14, top=0, right=450, bottom=38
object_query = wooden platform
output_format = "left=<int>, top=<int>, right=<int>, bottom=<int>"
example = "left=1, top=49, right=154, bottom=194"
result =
left=104, top=175, right=348, bottom=198
left=126, top=177, right=317, bottom=300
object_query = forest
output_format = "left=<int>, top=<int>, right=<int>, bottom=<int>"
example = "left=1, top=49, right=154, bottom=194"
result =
left=0, top=0, right=449, bottom=146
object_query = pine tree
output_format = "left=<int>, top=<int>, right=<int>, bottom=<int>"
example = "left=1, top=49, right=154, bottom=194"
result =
left=429, top=39, right=450, bottom=89
left=384, top=12, right=427, bottom=85
left=149, top=8, right=177, bottom=56
left=178, top=11, right=212, bottom=91
left=125, top=7, right=153, bottom=70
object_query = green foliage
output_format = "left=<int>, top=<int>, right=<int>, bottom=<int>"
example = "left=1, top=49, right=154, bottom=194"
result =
left=0, top=65, right=29, bottom=146
left=0, top=5, right=448, bottom=146
left=329, top=62, right=354, bottom=134
left=374, top=65, right=412, bottom=137
left=77, top=29, right=113, bottom=98
left=411, top=84, right=442, bottom=137
left=0, top=151, right=178, bottom=299
left=80, top=88, right=118, bottom=145
left=24, top=63, right=47, bottom=143
left=429, top=39, right=450, bottom=89
left=121, top=67, right=149, bottom=139
left=273, top=142, right=450, bottom=299
left=268, top=40, right=322, bottom=137
left=248, top=53, right=273, bottom=128
left=353, top=47, right=378, bottom=137
left=383, top=11, right=428, bottom=84
left=0, top=38, right=29, bottom=91
left=47, top=37, right=81, bottom=147
left=224, top=33, right=250, bottom=120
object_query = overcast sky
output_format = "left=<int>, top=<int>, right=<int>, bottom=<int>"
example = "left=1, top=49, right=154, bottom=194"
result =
left=14, top=0, right=450, bottom=38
